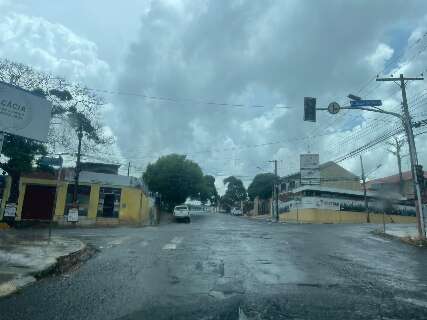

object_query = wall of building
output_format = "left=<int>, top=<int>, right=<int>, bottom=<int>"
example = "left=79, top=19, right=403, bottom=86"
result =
left=0, top=176, right=12, bottom=219
left=320, top=163, right=361, bottom=191
left=119, top=187, right=150, bottom=224
left=15, top=177, right=152, bottom=225
left=279, top=208, right=416, bottom=224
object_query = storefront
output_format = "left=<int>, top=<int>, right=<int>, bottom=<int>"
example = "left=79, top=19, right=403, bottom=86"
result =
left=14, top=172, right=153, bottom=225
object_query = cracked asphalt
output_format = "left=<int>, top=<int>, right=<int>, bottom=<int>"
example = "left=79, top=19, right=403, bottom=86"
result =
left=1, top=213, right=426, bottom=319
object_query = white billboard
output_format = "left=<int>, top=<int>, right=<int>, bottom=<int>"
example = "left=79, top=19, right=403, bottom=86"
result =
left=0, top=81, right=52, bottom=141
left=300, top=154, right=320, bottom=185
left=300, top=153, right=319, bottom=169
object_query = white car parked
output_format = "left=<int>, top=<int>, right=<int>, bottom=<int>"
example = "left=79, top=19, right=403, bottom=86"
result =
left=173, top=205, right=191, bottom=223
left=231, top=207, right=242, bottom=216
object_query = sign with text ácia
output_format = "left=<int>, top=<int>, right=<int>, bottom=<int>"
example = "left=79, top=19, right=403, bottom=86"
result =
left=0, top=81, right=51, bottom=141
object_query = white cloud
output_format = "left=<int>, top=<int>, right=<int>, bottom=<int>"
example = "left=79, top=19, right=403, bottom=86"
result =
left=0, top=13, right=112, bottom=87
left=366, top=43, right=394, bottom=70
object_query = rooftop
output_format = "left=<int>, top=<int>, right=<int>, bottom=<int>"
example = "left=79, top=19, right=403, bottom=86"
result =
left=366, top=170, right=427, bottom=186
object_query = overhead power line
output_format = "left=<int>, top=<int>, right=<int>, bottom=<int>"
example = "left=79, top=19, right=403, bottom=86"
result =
left=83, top=87, right=291, bottom=110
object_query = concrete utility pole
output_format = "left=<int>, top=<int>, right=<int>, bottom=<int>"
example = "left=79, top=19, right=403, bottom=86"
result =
left=127, top=162, right=131, bottom=176
left=385, top=137, right=406, bottom=195
left=377, top=74, right=425, bottom=239
left=360, top=155, right=369, bottom=222
left=269, top=160, right=279, bottom=222
left=73, top=124, right=83, bottom=207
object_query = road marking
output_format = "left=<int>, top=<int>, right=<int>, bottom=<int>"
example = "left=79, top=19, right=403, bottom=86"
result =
left=367, top=236, right=390, bottom=243
left=171, top=236, right=183, bottom=244
left=162, top=243, right=177, bottom=250
left=162, top=236, right=184, bottom=250
left=396, top=297, right=427, bottom=308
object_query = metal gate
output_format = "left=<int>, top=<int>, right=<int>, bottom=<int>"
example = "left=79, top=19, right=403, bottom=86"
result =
left=21, top=185, right=56, bottom=220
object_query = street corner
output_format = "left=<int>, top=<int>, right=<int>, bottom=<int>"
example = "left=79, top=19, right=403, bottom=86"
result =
left=372, top=225, right=427, bottom=247
left=0, top=233, right=91, bottom=299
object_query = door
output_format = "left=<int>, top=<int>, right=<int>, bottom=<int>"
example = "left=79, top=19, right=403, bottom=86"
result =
left=102, top=194, right=115, bottom=217
left=21, top=185, right=56, bottom=220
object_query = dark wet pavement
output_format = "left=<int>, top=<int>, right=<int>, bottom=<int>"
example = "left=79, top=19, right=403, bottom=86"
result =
left=1, top=213, right=426, bottom=319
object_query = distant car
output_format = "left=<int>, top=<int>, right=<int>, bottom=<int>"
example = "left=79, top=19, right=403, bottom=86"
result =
left=231, top=208, right=242, bottom=216
left=173, top=205, right=191, bottom=223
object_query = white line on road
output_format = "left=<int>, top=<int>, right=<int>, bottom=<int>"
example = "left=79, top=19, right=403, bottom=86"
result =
left=162, top=236, right=184, bottom=250
left=171, top=237, right=183, bottom=244
left=396, top=297, right=427, bottom=309
left=367, top=236, right=390, bottom=243
left=162, top=243, right=177, bottom=250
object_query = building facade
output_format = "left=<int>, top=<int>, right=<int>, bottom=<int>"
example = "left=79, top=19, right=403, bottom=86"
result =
left=276, top=162, right=416, bottom=224
left=366, top=170, right=427, bottom=202
left=10, top=169, right=155, bottom=225
left=280, top=161, right=361, bottom=193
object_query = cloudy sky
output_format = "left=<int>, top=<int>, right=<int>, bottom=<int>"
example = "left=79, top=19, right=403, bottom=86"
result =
left=1, top=0, right=427, bottom=193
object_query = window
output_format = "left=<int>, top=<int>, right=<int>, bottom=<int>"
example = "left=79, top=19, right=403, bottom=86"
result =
left=65, top=184, right=91, bottom=216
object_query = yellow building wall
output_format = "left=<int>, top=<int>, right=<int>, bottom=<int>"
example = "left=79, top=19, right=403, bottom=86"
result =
left=0, top=176, right=12, bottom=219
left=53, top=182, right=68, bottom=220
left=88, top=184, right=100, bottom=219
left=279, top=208, right=417, bottom=224
left=139, top=193, right=150, bottom=223
left=119, top=188, right=143, bottom=223
left=13, top=177, right=153, bottom=225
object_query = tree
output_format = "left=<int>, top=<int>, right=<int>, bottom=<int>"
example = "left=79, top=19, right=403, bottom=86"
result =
left=0, top=59, right=113, bottom=203
left=199, top=175, right=219, bottom=205
left=0, top=59, right=113, bottom=157
left=221, top=176, right=246, bottom=211
left=247, top=173, right=279, bottom=200
left=143, top=154, right=204, bottom=211
left=0, top=135, right=48, bottom=202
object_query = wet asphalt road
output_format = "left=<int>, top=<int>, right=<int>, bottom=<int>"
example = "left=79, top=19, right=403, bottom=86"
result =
left=1, top=213, right=427, bottom=319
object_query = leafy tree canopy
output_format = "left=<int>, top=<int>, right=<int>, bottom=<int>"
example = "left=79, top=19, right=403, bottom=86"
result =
left=247, top=173, right=279, bottom=200
left=220, top=176, right=246, bottom=211
left=0, top=135, right=49, bottom=202
left=199, top=175, right=219, bottom=205
left=143, top=154, right=204, bottom=211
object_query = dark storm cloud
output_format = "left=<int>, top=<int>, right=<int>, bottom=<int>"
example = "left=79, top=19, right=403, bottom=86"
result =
left=112, top=0, right=427, bottom=187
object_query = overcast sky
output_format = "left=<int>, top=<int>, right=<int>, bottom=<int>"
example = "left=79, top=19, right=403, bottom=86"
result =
left=1, top=0, right=427, bottom=193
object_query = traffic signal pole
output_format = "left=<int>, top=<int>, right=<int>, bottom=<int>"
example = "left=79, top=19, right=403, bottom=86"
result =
left=304, top=73, right=426, bottom=239
left=377, top=74, right=425, bottom=239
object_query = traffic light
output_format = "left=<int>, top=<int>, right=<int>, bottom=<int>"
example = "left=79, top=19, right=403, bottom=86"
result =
left=304, top=97, right=316, bottom=122
left=415, top=164, right=424, bottom=190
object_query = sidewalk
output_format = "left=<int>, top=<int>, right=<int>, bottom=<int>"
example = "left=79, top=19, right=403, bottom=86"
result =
left=0, top=230, right=86, bottom=298
left=376, top=223, right=427, bottom=246
left=382, top=224, right=418, bottom=238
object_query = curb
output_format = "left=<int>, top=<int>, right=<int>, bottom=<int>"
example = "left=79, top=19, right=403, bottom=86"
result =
left=0, top=240, right=95, bottom=299
left=371, top=230, right=427, bottom=247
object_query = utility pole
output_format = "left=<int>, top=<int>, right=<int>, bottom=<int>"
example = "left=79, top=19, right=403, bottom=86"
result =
left=127, top=162, right=131, bottom=176
left=360, top=155, right=369, bottom=222
left=73, top=124, right=83, bottom=207
left=269, top=160, right=279, bottom=222
left=385, top=137, right=406, bottom=195
left=377, top=74, right=425, bottom=239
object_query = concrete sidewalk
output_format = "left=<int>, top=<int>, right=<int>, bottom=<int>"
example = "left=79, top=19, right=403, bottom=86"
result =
left=375, top=223, right=427, bottom=246
left=0, top=230, right=85, bottom=298
left=382, top=224, right=419, bottom=238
